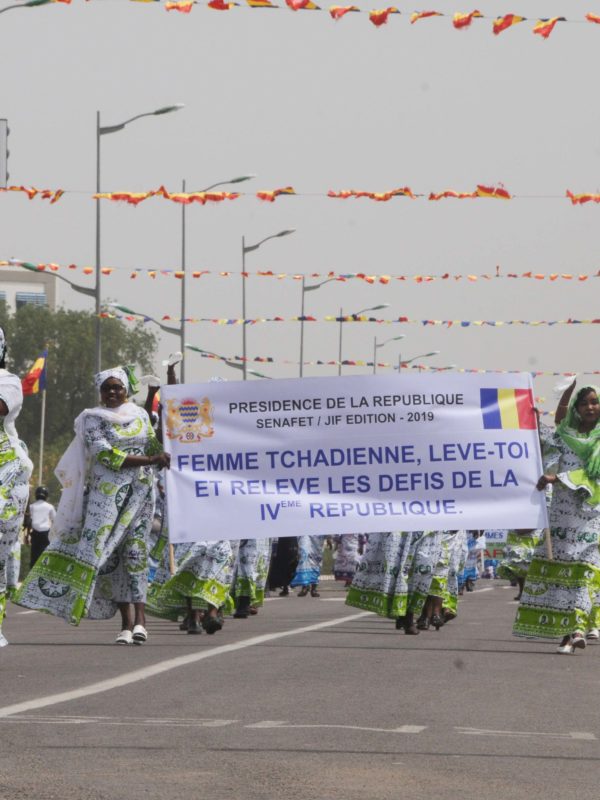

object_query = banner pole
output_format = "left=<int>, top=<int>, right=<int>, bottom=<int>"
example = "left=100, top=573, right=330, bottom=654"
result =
left=38, top=387, right=46, bottom=485
left=544, top=528, right=553, bottom=560
left=169, top=543, right=176, bottom=576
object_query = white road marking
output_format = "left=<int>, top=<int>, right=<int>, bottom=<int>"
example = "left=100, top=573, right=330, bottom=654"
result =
left=14, top=610, right=37, bottom=616
left=0, top=611, right=370, bottom=719
left=0, top=715, right=238, bottom=728
left=320, top=598, right=346, bottom=602
left=456, top=727, right=596, bottom=741
left=472, top=587, right=494, bottom=593
left=245, top=721, right=425, bottom=734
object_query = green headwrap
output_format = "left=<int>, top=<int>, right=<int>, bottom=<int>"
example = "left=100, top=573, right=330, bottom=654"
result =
left=556, top=385, right=600, bottom=507
left=122, top=364, right=140, bottom=396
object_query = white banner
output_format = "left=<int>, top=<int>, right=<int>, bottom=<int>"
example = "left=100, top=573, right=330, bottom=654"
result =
left=162, top=373, right=548, bottom=542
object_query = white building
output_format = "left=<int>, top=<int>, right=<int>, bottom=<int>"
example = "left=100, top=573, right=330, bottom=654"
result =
left=0, top=268, right=57, bottom=312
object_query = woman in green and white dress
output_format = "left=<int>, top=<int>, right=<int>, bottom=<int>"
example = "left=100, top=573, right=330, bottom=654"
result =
left=513, top=381, right=600, bottom=654
left=0, top=330, right=33, bottom=647
left=16, top=367, right=169, bottom=645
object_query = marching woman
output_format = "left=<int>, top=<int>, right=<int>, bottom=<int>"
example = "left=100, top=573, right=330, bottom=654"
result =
left=267, top=536, right=298, bottom=597
left=232, top=538, right=272, bottom=618
left=332, top=534, right=363, bottom=587
left=156, top=539, right=237, bottom=634
left=291, top=534, right=325, bottom=597
left=513, top=381, right=600, bottom=654
left=16, top=367, right=169, bottom=644
left=497, top=529, right=543, bottom=600
left=0, top=331, right=33, bottom=646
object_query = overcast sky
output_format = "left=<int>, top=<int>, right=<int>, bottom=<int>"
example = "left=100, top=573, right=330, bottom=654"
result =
left=1, top=0, right=598, bottom=412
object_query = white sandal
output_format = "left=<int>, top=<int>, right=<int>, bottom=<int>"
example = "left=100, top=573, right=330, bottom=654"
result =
left=115, top=629, right=133, bottom=645
left=132, top=625, right=147, bottom=645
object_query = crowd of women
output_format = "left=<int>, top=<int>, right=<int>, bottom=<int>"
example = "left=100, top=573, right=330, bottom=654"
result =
left=0, top=334, right=598, bottom=657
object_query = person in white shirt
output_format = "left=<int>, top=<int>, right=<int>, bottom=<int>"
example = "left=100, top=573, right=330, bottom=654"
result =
left=25, top=486, right=55, bottom=567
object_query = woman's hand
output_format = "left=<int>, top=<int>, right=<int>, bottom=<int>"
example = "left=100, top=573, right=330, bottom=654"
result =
left=151, top=452, right=171, bottom=469
left=536, top=474, right=557, bottom=491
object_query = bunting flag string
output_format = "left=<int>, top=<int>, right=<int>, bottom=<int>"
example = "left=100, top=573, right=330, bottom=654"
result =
left=170, top=341, right=600, bottom=380
left=4, top=260, right=600, bottom=284
left=102, top=306, right=600, bottom=327
left=25, top=0, right=600, bottom=38
left=4, top=184, right=600, bottom=206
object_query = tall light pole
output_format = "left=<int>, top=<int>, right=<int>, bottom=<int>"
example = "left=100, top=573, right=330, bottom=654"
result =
left=179, top=174, right=254, bottom=383
left=373, top=334, right=405, bottom=375
left=241, top=229, right=295, bottom=380
left=185, top=343, right=271, bottom=379
left=0, top=0, right=51, bottom=15
left=96, top=103, right=184, bottom=373
left=338, top=304, right=389, bottom=377
left=299, top=276, right=336, bottom=378
left=398, top=350, right=441, bottom=372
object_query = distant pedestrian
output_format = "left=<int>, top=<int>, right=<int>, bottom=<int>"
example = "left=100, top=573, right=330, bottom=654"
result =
left=25, top=486, right=56, bottom=567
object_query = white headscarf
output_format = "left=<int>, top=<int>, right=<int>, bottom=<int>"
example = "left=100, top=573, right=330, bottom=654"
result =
left=0, top=369, right=33, bottom=474
left=94, top=367, right=129, bottom=394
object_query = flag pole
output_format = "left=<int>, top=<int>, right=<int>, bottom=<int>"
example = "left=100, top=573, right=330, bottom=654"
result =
left=38, top=386, right=46, bottom=485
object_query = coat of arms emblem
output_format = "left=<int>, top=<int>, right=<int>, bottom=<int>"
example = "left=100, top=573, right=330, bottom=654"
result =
left=165, top=397, right=215, bottom=443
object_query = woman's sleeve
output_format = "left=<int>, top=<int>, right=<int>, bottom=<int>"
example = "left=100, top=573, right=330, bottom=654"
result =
left=84, top=415, right=127, bottom=470
left=145, top=418, right=163, bottom=457
left=538, top=422, right=561, bottom=473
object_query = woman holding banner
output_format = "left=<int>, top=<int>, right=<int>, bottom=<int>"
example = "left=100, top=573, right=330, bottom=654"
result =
left=513, top=382, right=600, bottom=654
left=0, top=329, right=34, bottom=647
left=16, top=367, right=169, bottom=644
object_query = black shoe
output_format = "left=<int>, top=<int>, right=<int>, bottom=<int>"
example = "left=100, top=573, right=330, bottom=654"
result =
left=187, top=619, right=202, bottom=634
left=233, top=596, right=251, bottom=619
left=179, top=614, right=190, bottom=631
left=202, top=615, right=223, bottom=635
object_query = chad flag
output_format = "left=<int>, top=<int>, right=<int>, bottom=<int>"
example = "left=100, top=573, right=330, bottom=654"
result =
left=480, top=388, right=536, bottom=430
left=22, top=351, right=47, bottom=396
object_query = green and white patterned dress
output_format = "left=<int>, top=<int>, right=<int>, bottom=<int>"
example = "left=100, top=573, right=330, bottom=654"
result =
left=513, top=423, right=600, bottom=640
left=497, top=530, right=543, bottom=582
left=0, top=425, right=33, bottom=637
left=232, top=538, right=272, bottom=606
left=346, top=530, right=442, bottom=619
left=15, top=405, right=160, bottom=624
left=156, top=539, right=237, bottom=614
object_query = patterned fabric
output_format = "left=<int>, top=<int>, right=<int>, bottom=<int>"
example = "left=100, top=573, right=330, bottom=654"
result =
left=333, top=534, right=361, bottom=582
left=290, top=535, right=325, bottom=587
left=514, top=423, right=600, bottom=640
left=232, top=539, right=272, bottom=606
left=497, top=530, right=544, bottom=581
left=156, top=539, right=237, bottom=613
left=0, top=422, right=32, bottom=633
left=345, top=530, right=441, bottom=619
left=443, top=531, right=468, bottom=613
left=15, top=407, right=159, bottom=624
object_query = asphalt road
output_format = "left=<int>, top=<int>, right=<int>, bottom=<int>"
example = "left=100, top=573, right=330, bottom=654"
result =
left=1, top=581, right=599, bottom=800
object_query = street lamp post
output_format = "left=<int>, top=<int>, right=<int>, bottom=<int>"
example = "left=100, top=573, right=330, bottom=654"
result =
left=241, top=229, right=295, bottom=380
left=338, top=304, right=389, bottom=377
left=398, top=350, right=441, bottom=371
left=95, top=103, right=184, bottom=373
left=373, top=334, right=405, bottom=375
left=299, top=276, right=336, bottom=378
left=0, top=0, right=51, bottom=15
left=179, top=173, right=254, bottom=383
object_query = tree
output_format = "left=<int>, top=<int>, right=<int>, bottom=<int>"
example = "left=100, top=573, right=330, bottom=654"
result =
left=0, top=303, right=157, bottom=495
